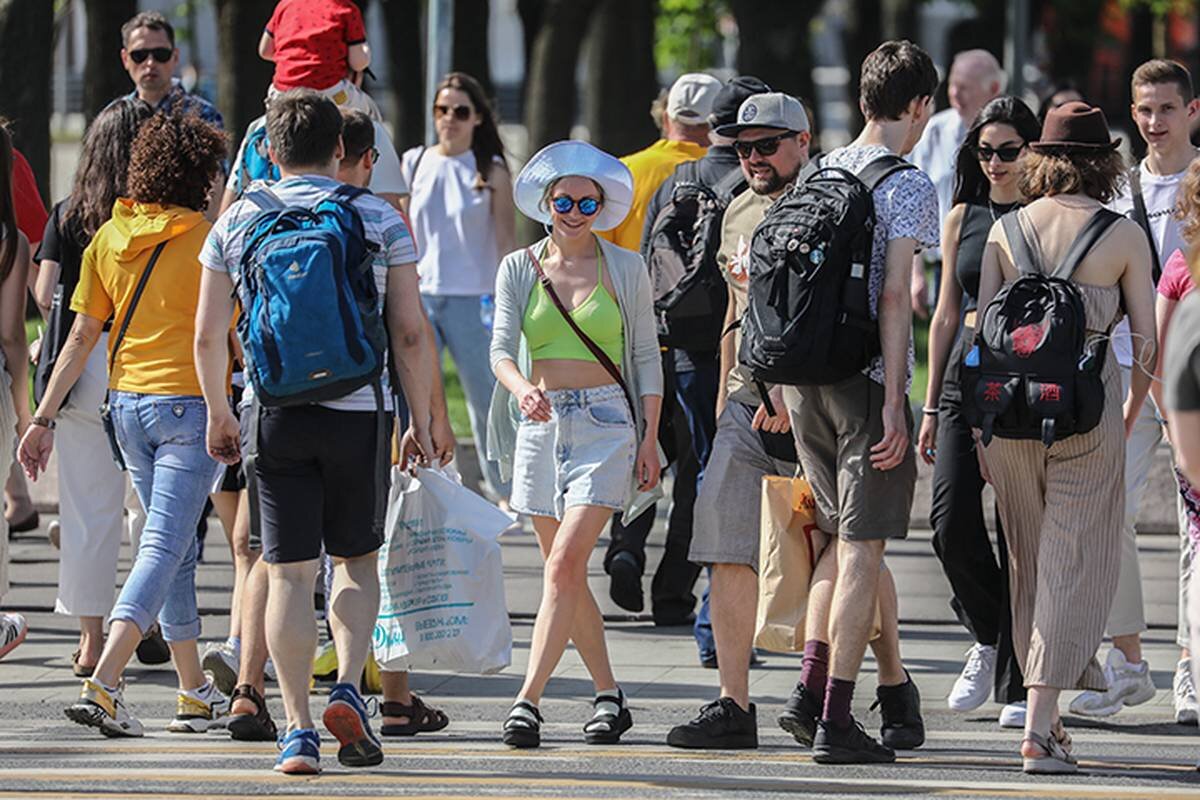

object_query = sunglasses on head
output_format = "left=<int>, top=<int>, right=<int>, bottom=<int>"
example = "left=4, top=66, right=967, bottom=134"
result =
left=734, top=131, right=795, bottom=159
left=551, top=195, right=601, bottom=216
left=974, top=143, right=1025, bottom=163
left=129, top=47, right=173, bottom=64
left=434, top=103, right=472, bottom=121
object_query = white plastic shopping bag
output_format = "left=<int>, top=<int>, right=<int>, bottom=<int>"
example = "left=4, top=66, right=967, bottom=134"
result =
left=373, top=465, right=515, bottom=673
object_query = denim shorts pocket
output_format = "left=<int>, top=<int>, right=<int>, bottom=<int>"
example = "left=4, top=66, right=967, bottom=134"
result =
left=585, top=399, right=631, bottom=429
left=154, top=398, right=207, bottom=446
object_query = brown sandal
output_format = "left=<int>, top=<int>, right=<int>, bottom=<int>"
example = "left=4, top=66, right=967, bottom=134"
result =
left=1022, top=730, right=1078, bottom=774
left=71, top=650, right=95, bottom=678
left=380, top=693, right=449, bottom=736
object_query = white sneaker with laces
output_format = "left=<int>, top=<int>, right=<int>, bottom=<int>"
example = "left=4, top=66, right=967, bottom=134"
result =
left=948, top=643, right=997, bottom=712
left=0, top=612, right=28, bottom=660
left=201, top=642, right=239, bottom=696
left=65, top=678, right=144, bottom=737
left=167, top=680, right=230, bottom=733
left=999, top=701, right=1026, bottom=728
left=1068, top=649, right=1156, bottom=717
left=1174, top=658, right=1199, bottom=726
left=264, top=656, right=277, bottom=682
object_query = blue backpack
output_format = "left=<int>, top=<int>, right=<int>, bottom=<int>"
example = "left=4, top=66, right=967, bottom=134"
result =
left=236, top=124, right=281, bottom=196
left=235, top=184, right=386, bottom=407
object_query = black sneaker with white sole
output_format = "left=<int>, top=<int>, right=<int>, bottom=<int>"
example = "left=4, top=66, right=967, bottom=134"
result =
left=811, top=717, right=895, bottom=764
left=667, top=697, right=757, bottom=749
left=777, top=682, right=821, bottom=746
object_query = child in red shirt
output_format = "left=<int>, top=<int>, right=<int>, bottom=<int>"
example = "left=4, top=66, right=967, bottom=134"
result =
left=259, top=0, right=378, bottom=117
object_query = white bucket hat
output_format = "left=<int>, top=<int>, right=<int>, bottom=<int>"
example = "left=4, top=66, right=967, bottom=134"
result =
left=513, top=140, right=634, bottom=232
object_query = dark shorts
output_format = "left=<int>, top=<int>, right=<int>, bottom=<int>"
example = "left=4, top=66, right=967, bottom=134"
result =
left=249, top=404, right=393, bottom=564
left=218, top=385, right=247, bottom=493
left=781, top=372, right=916, bottom=541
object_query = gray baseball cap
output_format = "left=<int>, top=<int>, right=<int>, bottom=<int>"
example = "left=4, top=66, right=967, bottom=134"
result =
left=714, top=92, right=809, bottom=137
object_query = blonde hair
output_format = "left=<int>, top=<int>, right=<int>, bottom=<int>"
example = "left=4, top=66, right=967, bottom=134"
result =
left=1177, top=160, right=1200, bottom=285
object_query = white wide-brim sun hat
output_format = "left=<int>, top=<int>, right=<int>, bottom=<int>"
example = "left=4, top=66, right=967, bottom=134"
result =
left=513, top=140, right=634, bottom=232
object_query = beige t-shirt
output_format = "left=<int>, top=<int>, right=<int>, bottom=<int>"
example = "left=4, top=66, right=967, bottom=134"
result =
left=716, top=189, right=773, bottom=405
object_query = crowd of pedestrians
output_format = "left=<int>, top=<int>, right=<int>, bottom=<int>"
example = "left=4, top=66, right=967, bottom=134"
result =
left=2, top=0, right=1200, bottom=780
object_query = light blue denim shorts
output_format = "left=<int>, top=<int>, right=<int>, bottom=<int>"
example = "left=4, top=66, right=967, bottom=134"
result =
left=510, top=384, right=636, bottom=520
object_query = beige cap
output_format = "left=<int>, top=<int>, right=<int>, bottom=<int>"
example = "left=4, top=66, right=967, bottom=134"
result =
left=666, top=73, right=723, bottom=124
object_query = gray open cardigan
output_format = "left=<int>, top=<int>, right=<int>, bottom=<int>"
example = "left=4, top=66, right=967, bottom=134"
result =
left=486, top=234, right=665, bottom=522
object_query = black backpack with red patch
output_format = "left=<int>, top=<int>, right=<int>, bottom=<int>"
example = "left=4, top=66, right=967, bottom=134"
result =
left=963, top=208, right=1120, bottom=447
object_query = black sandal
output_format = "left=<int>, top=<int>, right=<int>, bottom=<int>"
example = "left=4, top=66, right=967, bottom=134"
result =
left=502, top=700, right=542, bottom=748
left=226, top=684, right=278, bottom=742
left=583, top=689, right=632, bottom=744
left=380, top=693, right=449, bottom=736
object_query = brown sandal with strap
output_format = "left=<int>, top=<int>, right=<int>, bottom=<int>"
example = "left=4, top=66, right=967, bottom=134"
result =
left=71, top=650, right=96, bottom=678
left=380, top=693, right=449, bottom=736
left=1022, top=730, right=1078, bottom=774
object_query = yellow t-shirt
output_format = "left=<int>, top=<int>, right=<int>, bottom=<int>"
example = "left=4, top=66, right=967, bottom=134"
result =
left=599, top=139, right=707, bottom=252
left=71, top=199, right=212, bottom=396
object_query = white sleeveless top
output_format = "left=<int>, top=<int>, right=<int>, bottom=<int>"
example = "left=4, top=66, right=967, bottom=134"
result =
left=401, top=146, right=502, bottom=296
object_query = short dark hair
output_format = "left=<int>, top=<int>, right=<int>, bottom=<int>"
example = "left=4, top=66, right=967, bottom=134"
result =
left=339, top=110, right=375, bottom=164
left=126, top=112, right=226, bottom=211
left=121, top=11, right=175, bottom=48
left=860, top=39, right=939, bottom=121
left=266, top=89, right=343, bottom=169
left=1132, top=58, right=1194, bottom=101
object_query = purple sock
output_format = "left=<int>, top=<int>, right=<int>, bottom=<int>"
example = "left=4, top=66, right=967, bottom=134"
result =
left=799, top=640, right=830, bottom=701
left=822, top=677, right=856, bottom=728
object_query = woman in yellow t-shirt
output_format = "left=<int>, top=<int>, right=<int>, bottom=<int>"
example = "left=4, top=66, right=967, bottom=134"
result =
left=19, top=112, right=228, bottom=739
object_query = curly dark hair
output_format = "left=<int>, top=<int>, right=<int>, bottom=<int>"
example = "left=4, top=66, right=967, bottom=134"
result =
left=126, top=112, right=226, bottom=211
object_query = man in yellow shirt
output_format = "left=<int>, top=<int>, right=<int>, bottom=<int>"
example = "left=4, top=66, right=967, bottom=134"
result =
left=600, top=72, right=722, bottom=251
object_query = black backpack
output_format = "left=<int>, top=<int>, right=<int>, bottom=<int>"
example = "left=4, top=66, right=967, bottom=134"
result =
left=645, top=162, right=745, bottom=350
left=963, top=209, right=1120, bottom=447
left=738, top=154, right=915, bottom=386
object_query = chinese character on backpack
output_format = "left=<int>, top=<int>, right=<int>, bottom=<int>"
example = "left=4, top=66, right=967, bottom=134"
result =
left=235, top=184, right=385, bottom=407
left=738, top=154, right=915, bottom=386
left=962, top=209, right=1120, bottom=447
left=645, top=162, right=744, bottom=350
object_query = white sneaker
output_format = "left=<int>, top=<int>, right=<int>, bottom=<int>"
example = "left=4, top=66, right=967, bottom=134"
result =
left=947, top=643, right=997, bottom=711
left=201, top=642, right=239, bottom=696
left=1068, top=649, right=1156, bottom=717
left=1174, top=658, right=1199, bottom=726
left=167, top=680, right=230, bottom=733
left=65, top=678, right=144, bottom=737
left=0, top=612, right=28, bottom=660
left=999, top=701, right=1026, bottom=728
left=264, top=656, right=277, bottom=682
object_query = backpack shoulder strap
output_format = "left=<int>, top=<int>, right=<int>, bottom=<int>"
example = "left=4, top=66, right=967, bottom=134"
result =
left=856, top=154, right=916, bottom=192
left=713, top=164, right=747, bottom=201
left=1128, top=165, right=1163, bottom=283
left=407, top=145, right=427, bottom=189
left=1000, top=209, right=1042, bottom=277
left=1054, top=208, right=1122, bottom=280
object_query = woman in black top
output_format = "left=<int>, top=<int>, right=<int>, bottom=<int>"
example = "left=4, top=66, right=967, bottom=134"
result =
left=32, top=98, right=151, bottom=676
left=916, top=96, right=1041, bottom=726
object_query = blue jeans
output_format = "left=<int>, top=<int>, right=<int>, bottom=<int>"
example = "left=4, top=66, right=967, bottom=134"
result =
left=421, top=294, right=510, bottom=499
left=108, top=392, right=218, bottom=642
left=675, top=362, right=719, bottom=660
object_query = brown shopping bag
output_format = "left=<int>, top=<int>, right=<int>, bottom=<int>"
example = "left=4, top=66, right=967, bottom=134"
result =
left=754, top=476, right=819, bottom=653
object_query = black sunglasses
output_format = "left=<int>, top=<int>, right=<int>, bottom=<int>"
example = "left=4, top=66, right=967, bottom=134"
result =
left=734, top=131, right=795, bottom=159
left=129, top=47, right=173, bottom=64
left=434, top=103, right=472, bottom=121
left=551, top=195, right=601, bottom=216
left=974, top=144, right=1025, bottom=163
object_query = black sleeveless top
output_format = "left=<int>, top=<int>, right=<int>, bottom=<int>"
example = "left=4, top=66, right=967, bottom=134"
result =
left=956, top=200, right=1020, bottom=311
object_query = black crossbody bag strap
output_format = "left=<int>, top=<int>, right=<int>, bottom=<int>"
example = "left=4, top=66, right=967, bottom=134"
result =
left=1129, top=166, right=1162, bottom=284
left=100, top=241, right=168, bottom=470
left=525, top=246, right=637, bottom=421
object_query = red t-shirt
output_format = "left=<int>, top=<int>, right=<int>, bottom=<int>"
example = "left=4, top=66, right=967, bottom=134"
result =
left=1159, top=248, right=1195, bottom=302
left=13, top=149, right=47, bottom=247
left=266, top=0, right=366, bottom=92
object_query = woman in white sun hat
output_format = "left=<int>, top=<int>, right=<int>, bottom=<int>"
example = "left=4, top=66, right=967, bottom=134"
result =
left=487, top=140, right=663, bottom=748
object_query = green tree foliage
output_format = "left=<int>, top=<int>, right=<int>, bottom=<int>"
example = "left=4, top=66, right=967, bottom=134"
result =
left=655, top=0, right=725, bottom=74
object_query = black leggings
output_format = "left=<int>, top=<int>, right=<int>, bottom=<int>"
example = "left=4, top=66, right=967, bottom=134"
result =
left=930, top=336, right=1026, bottom=704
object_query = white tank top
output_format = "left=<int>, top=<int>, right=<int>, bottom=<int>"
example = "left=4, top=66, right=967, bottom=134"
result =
left=401, top=146, right=501, bottom=296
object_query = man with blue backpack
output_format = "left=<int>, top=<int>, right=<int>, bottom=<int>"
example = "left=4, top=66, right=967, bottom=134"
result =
left=194, top=89, right=437, bottom=775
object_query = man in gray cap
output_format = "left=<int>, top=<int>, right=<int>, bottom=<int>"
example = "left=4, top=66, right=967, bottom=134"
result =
left=604, top=76, right=771, bottom=658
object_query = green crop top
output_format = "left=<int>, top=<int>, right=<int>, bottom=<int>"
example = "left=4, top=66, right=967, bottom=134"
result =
left=523, top=247, right=624, bottom=366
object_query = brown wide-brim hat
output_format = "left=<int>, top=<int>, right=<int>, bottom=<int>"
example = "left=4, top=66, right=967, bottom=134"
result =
left=1029, top=101, right=1121, bottom=152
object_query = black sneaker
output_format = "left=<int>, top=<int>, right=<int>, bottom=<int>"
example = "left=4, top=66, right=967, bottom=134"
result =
left=777, top=682, right=821, bottom=746
left=872, top=672, right=925, bottom=750
left=667, top=697, right=757, bottom=749
left=812, top=717, right=895, bottom=764
left=607, top=552, right=644, bottom=613
left=135, top=625, right=171, bottom=665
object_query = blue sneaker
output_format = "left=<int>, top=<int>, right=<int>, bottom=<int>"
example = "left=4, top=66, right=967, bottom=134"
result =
left=274, top=728, right=321, bottom=774
left=322, top=682, right=383, bottom=767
